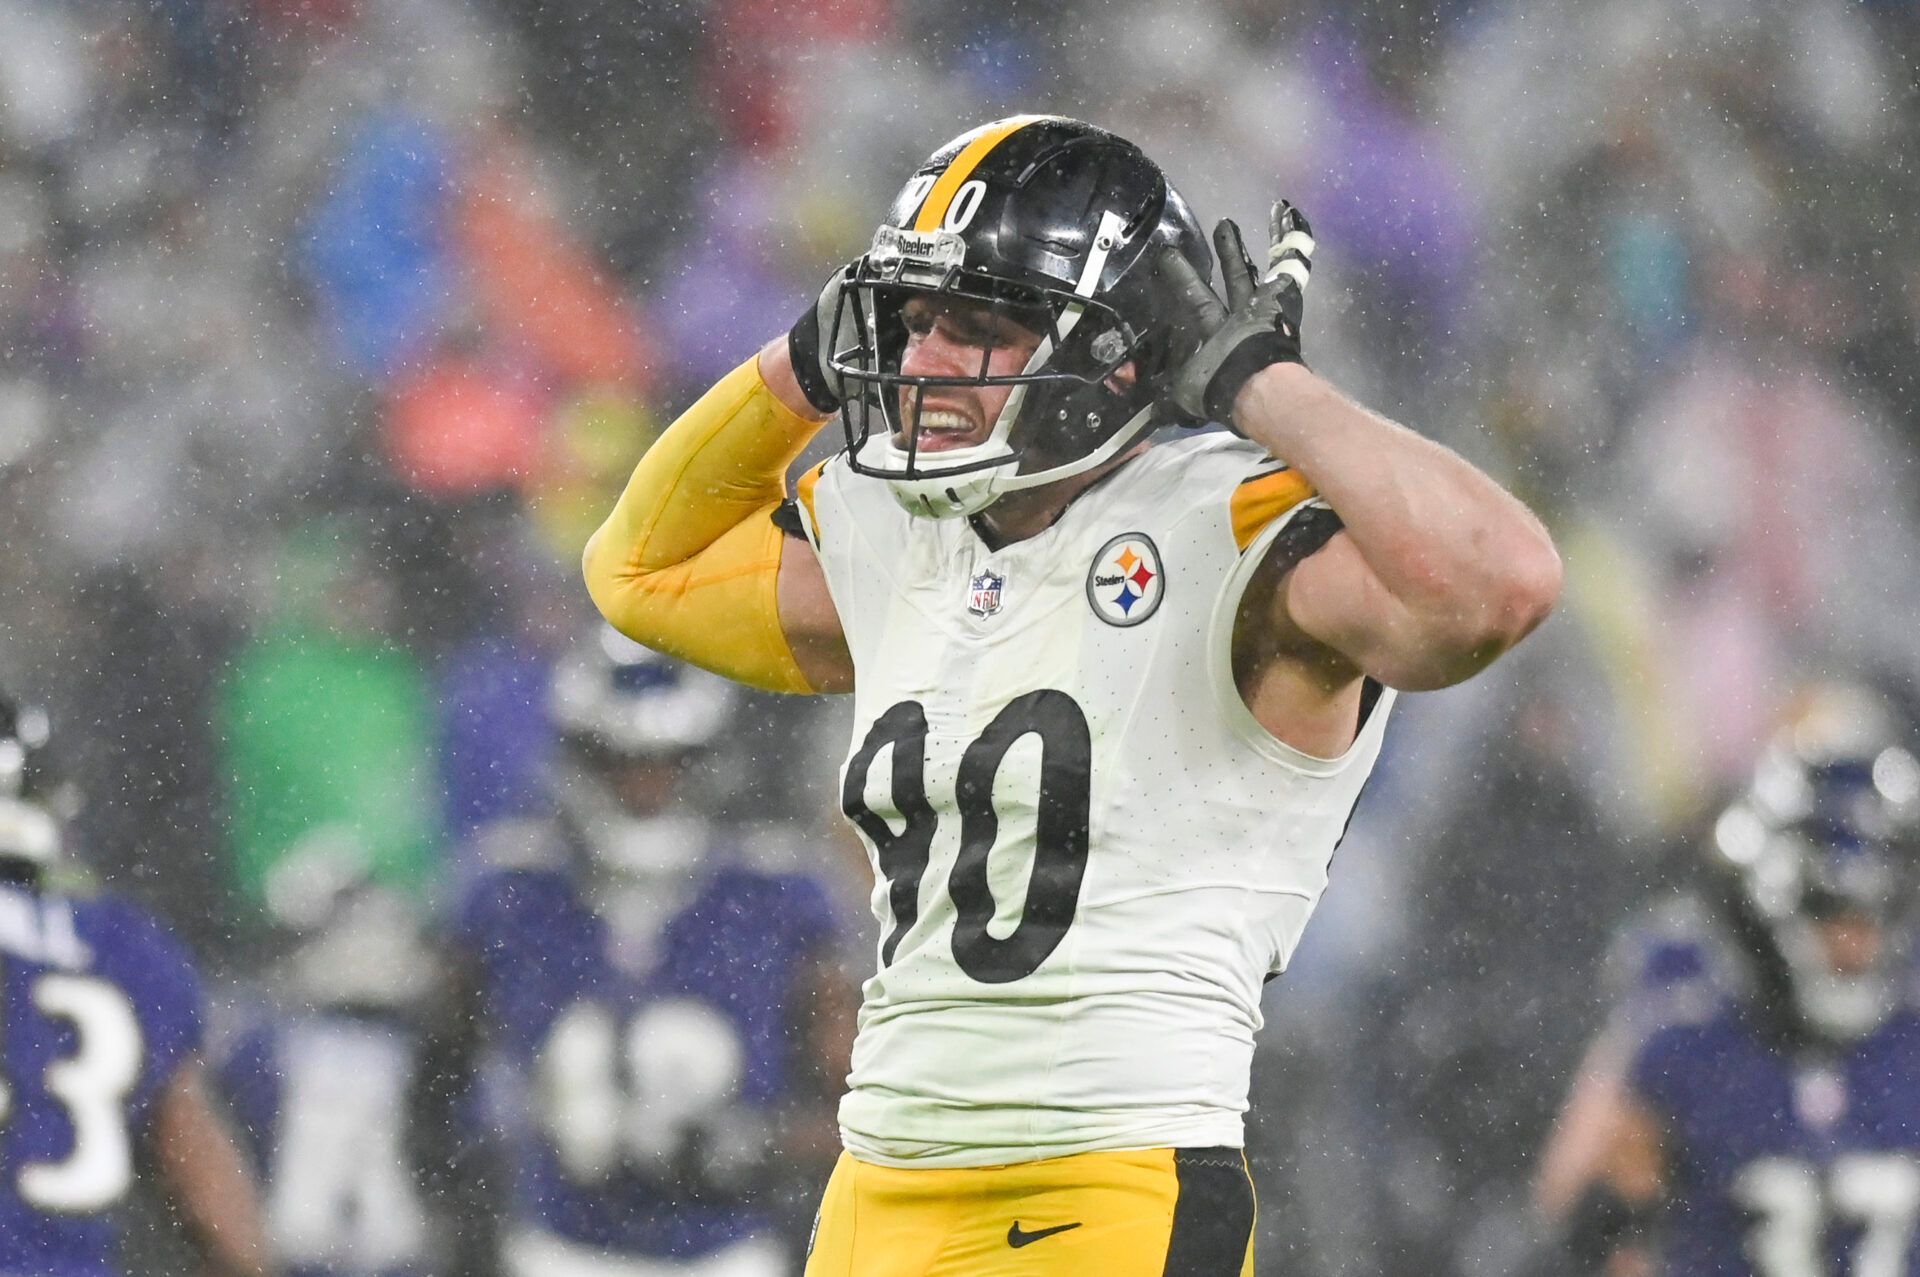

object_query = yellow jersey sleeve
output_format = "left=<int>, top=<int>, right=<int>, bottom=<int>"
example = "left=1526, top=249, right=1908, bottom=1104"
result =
left=1228, top=464, right=1318, bottom=552
left=583, top=357, right=826, bottom=693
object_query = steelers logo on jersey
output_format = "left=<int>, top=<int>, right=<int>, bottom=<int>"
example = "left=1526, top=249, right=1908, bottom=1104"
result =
left=1086, top=533, right=1164, bottom=626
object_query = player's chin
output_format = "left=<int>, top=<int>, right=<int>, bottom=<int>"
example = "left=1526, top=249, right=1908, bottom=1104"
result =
left=916, top=431, right=981, bottom=454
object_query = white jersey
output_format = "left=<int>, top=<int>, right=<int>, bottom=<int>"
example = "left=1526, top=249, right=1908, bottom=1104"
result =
left=795, top=433, right=1395, bottom=1167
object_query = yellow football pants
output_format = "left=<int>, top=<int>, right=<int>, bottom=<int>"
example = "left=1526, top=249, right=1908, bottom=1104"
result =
left=802, top=1146, right=1256, bottom=1276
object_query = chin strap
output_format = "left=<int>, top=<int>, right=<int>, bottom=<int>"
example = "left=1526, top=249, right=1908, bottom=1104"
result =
left=996, top=401, right=1157, bottom=493
left=868, top=397, right=1157, bottom=521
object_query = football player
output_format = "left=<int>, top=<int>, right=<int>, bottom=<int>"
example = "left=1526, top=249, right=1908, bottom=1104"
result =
left=417, top=627, right=848, bottom=1277
left=584, top=115, right=1561, bottom=1275
left=218, top=854, right=436, bottom=1277
left=0, top=692, right=276, bottom=1277
left=1537, top=687, right=1920, bottom=1275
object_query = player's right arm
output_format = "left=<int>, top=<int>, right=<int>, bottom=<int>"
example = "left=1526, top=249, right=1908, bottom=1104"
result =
left=582, top=296, right=852, bottom=693
left=151, top=1057, right=279, bottom=1277
left=760, top=339, right=856, bottom=691
left=1537, top=1034, right=1667, bottom=1276
left=408, top=945, right=505, bottom=1277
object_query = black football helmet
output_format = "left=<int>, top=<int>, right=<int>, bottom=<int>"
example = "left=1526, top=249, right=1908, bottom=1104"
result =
left=828, top=115, right=1212, bottom=518
left=0, top=693, right=69, bottom=881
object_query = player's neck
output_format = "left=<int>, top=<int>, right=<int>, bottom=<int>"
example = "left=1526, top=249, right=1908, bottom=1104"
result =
left=972, top=442, right=1150, bottom=547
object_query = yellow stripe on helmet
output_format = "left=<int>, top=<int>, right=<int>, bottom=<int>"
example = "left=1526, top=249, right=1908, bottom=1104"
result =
left=912, top=115, right=1052, bottom=232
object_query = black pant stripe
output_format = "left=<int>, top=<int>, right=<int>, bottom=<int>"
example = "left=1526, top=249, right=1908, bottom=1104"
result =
left=1162, top=1146, right=1255, bottom=1275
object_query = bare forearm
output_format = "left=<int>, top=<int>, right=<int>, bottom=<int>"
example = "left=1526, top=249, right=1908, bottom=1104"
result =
left=156, top=1064, right=277, bottom=1277
left=1233, top=362, right=1560, bottom=645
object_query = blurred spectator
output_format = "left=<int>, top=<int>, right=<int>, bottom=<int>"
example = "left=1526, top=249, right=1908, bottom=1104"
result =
left=1365, top=690, right=1645, bottom=1276
left=455, top=141, right=654, bottom=389
left=217, top=520, right=439, bottom=909
left=302, top=107, right=457, bottom=379
left=523, top=388, right=661, bottom=565
left=381, top=332, right=546, bottom=498
left=219, top=857, right=437, bottom=1276
left=435, top=516, right=580, bottom=851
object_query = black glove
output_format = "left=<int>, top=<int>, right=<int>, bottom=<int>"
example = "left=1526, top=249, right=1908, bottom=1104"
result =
left=663, top=1110, right=771, bottom=1200
left=1155, top=200, right=1313, bottom=424
left=787, top=263, right=856, bottom=415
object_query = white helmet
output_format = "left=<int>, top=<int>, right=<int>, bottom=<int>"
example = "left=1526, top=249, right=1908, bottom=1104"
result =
left=548, top=627, right=736, bottom=887
left=0, top=695, right=69, bottom=879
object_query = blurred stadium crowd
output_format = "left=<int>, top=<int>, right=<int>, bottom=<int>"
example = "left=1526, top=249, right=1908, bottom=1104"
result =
left=1, top=0, right=1917, bottom=1273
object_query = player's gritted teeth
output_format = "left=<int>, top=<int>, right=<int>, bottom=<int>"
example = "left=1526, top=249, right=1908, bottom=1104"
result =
left=906, top=407, right=984, bottom=453
left=893, top=295, right=1044, bottom=459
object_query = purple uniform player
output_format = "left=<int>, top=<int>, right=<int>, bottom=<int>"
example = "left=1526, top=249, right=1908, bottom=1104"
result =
left=420, top=630, right=852, bottom=1277
left=1, top=888, right=204, bottom=1273
left=1540, top=685, right=1920, bottom=1276
left=1633, top=1000, right=1920, bottom=1276
left=0, top=693, right=273, bottom=1277
left=459, top=856, right=839, bottom=1269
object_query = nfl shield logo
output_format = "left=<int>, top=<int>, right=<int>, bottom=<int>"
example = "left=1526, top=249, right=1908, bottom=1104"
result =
left=967, top=568, right=1005, bottom=618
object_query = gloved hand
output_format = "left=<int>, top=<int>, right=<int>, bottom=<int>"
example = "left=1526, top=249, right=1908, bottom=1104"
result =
left=667, top=1109, right=770, bottom=1199
left=1154, top=200, right=1314, bottom=424
left=787, top=263, right=858, bottom=415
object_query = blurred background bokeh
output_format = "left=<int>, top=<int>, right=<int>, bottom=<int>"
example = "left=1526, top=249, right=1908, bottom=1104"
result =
left=1, top=0, right=1916, bottom=1272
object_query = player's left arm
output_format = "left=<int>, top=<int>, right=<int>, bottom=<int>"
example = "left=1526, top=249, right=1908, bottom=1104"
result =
left=1160, top=206, right=1561, bottom=691
left=151, top=1056, right=280, bottom=1277
left=781, top=945, right=858, bottom=1163
left=1235, top=368, right=1560, bottom=690
left=1560, top=1089, right=1667, bottom=1277
left=1537, top=1030, right=1638, bottom=1222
